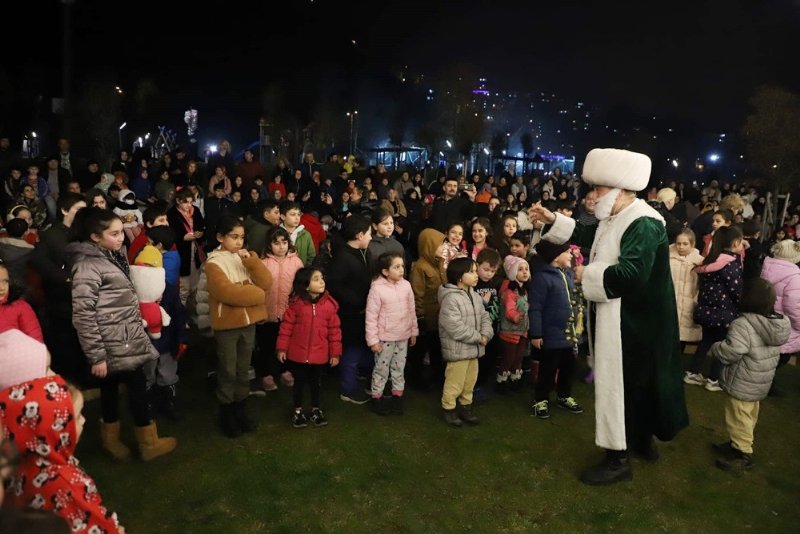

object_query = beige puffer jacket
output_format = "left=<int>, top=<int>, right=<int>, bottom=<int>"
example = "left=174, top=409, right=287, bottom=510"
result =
left=67, top=242, right=158, bottom=373
left=669, top=244, right=704, bottom=342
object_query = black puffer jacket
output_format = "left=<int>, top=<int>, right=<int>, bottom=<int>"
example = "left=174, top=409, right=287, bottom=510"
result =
left=66, top=242, right=158, bottom=372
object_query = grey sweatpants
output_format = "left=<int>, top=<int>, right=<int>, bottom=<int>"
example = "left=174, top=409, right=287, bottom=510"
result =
left=144, top=352, right=179, bottom=389
left=370, top=340, right=408, bottom=397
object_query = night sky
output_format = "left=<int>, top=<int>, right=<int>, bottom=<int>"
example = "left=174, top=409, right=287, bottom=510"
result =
left=3, top=0, right=799, bottom=151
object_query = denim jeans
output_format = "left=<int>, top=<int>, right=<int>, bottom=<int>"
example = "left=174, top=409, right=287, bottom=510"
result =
left=339, top=344, right=372, bottom=395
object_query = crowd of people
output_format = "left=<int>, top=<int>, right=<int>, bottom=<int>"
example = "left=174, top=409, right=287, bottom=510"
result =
left=0, top=137, right=799, bottom=530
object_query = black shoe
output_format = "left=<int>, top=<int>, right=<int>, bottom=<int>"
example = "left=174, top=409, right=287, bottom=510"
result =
left=580, top=450, right=633, bottom=486
left=233, top=400, right=258, bottom=433
left=220, top=403, right=242, bottom=438
left=443, top=408, right=463, bottom=427
left=712, top=440, right=734, bottom=453
left=389, top=395, right=404, bottom=415
left=309, top=408, right=328, bottom=427
left=631, top=437, right=659, bottom=463
left=291, top=409, right=308, bottom=429
left=371, top=397, right=391, bottom=416
left=157, top=385, right=182, bottom=421
left=457, top=402, right=479, bottom=425
left=716, top=449, right=754, bottom=471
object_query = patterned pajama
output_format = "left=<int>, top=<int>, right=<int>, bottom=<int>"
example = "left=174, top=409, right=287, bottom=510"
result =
left=370, top=340, right=408, bottom=396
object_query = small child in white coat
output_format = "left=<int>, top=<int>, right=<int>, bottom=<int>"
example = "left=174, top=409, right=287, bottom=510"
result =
left=365, top=251, right=418, bottom=415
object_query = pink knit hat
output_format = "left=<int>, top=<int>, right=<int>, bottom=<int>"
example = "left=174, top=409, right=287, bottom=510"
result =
left=503, top=255, right=528, bottom=281
left=0, top=329, right=49, bottom=390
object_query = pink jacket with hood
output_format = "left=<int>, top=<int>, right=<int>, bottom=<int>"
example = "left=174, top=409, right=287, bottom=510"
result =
left=262, top=252, right=304, bottom=321
left=760, top=256, right=800, bottom=354
left=365, top=275, right=419, bottom=347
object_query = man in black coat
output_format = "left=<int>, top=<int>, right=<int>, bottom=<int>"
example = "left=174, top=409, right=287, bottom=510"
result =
left=428, top=178, right=477, bottom=232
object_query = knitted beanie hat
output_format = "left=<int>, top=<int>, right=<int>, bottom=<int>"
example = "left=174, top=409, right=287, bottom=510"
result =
left=503, top=254, right=528, bottom=281
left=535, top=239, right=571, bottom=265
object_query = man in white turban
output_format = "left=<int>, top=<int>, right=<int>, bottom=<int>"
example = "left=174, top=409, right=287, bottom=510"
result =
left=530, top=148, right=688, bottom=485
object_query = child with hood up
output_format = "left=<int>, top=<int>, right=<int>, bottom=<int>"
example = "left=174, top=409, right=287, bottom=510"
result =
left=0, top=375, right=125, bottom=533
left=409, top=227, right=447, bottom=389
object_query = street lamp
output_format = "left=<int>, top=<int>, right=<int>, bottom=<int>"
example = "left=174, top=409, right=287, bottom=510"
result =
left=118, top=122, right=127, bottom=149
left=346, top=111, right=358, bottom=155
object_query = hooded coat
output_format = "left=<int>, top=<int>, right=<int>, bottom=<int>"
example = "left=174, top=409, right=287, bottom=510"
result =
left=410, top=228, right=446, bottom=332
left=711, top=313, right=791, bottom=401
left=760, top=256, right=800, bottom=354
left=1, top=376, right=122, bottom=533
left=204, top=248, right=271, bottom=331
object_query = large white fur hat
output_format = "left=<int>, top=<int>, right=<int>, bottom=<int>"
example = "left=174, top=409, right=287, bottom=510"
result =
left=582, top=148, right=651, bottom=192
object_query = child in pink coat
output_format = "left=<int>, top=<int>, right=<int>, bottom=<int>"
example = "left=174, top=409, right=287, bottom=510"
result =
left=256, top=226, right=304, bottom=392
left=365, top=251, right=418, bottom=415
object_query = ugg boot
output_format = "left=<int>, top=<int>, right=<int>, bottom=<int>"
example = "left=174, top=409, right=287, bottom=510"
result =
left=457, top=402, right=479, bottom=425
left=580, top=449, right=633, bottom=486
left=220, top=403, right=242, bottom=438
left=134, top=422, right=177, bottom=461
left=100, top=421, right=132, bottom=462
left=443, top=408, right=463, bottom=427
left=233, top=399, right=257, bottom=433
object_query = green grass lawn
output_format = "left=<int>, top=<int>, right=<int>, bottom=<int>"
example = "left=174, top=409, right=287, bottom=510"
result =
left=77, top=345, right=800, bottom=533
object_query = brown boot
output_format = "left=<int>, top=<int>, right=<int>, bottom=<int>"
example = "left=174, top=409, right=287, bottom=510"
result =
left=100, top=421, right=132, bottom=462
left=134, top=422, right=177, bottom=461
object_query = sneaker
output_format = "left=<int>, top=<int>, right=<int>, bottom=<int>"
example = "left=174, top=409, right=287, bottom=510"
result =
left=683, top=372, right=705, bottom=386
left=261, top=376, right=278, bottom=392
left=309, top=408, right=328, bottom=427
left=339, top=390, right=370, bottom=405
left=248, top=379, right=267, bottom=397
left=532, top=400, right=550, bottom=419
left=280, top=371, right=295, bottom=387
left=291, top=409, right=308, bottom=428
left=705, top=379, right=722, bottom=392
left=557, top=396, right=584, bottom=414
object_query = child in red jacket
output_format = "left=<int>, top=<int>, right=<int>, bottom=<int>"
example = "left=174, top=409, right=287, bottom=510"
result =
left=276, top=267, right=342, bottom=428
left=0, top=261, right=43, bottom=342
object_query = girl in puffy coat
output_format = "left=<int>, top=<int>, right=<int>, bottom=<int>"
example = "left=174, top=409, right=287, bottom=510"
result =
left=365, top=251, right=418, bottom=415
left=759, top=239, right=800, bottom=391
left=438, top=257, right=494, bottom=427
left=668, top=228, right=704, bottom=350
left=277, top=268, right=342, bottom=428
left=709, top=278, right=790, bottom=471
left=256, top=226, right=304, bottom=392
left=685, top=226, right=744, bottom=391
left=66, top=207, right=176, bottom=462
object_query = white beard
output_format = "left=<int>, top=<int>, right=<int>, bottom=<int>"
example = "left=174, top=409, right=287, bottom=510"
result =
left=594, top=188, right=622, bottom=220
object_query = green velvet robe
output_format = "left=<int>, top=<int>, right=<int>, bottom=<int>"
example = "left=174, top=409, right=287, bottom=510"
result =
left=570, top=215, right=689, bottom=449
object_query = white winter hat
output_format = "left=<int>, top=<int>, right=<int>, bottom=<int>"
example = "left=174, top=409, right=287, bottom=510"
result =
left=582, top=148, right=651, bottom=192
left=772, top=239, right=800, bottom=265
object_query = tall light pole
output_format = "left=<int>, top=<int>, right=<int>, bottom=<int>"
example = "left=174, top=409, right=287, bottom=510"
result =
left=346, top=111, right=358, bottom=155
left=118, top=122, right=127, bottom=149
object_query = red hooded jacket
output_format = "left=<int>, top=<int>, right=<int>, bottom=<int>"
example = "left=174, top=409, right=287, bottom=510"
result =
left=276, top=292, right=342, bottom=364
left=0, top=376, right=122, bottom=533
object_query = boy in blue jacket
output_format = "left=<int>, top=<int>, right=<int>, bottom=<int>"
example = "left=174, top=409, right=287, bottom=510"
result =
left=528, top=239, right=583, bottom=419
